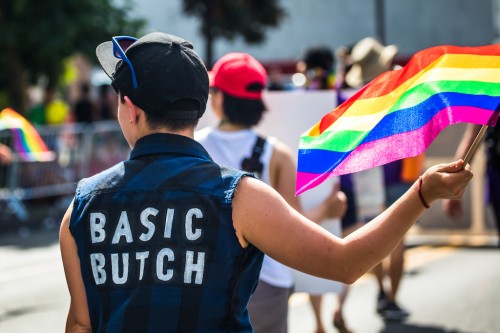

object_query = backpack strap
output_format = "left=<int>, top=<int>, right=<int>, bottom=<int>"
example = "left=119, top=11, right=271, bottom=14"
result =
left=241, top=136, right=266, bottom=176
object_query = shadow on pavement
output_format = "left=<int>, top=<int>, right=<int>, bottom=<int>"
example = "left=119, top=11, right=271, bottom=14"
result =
left=381, top=322, right=474, bottom=333
left=0, top=227, right=59, bottom=249
left=0, top=302, right=58, bottom=322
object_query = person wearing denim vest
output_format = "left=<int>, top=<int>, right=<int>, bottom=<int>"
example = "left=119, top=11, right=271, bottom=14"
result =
left=60, top=32, right=474, bottom=333
left=61, top=32, right=262, bottom=332
left=70, top=133, right=262, bottom=332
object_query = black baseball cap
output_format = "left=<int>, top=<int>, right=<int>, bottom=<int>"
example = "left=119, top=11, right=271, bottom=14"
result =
left=96, top=32, right=209, bottom=119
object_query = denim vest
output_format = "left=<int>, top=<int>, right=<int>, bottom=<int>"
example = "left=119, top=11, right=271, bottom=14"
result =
left=69, top=133, right=263, bottom=332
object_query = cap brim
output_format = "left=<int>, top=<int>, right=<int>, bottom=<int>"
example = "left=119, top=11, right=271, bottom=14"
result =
left=96, top=41, right=120, bottom=78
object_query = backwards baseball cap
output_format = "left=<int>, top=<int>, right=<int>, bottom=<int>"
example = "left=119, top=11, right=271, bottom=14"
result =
left=209, top=52, right=267, bottom=100
left=96, top=32, right=209, bottom=119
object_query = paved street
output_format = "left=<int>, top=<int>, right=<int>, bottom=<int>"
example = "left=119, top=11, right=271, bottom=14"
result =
left=289, top=244, right=500, bottom=333
left=0, top=227, right=499, bottom=333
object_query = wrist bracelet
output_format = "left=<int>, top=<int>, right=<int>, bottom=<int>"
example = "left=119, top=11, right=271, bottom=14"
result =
left=418, top=176, right=430, bottom=209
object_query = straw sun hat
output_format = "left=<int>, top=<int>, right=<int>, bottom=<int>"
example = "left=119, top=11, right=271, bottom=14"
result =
left=345, top=37, right=398, bottom=88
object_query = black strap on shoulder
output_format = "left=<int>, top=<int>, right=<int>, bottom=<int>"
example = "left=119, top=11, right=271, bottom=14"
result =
left=241, top=136, right=266, bottom=176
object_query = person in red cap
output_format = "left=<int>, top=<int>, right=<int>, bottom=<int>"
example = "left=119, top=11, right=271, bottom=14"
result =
left=60, top=33, right=473, bottom=333
left=196, top=52, right=347, bottom=333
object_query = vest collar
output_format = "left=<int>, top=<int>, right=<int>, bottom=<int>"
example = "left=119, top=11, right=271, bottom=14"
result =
left=130, top=133, right=211, bottom=161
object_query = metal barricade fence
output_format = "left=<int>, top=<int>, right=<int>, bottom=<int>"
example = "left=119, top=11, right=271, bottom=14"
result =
left=0, top=121, right=130, bottom=222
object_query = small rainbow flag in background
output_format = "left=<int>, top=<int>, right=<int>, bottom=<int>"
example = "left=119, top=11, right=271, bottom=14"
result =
left=296, top=44, right=500, bottom=195
left=0, top=108, right=55, bottom=162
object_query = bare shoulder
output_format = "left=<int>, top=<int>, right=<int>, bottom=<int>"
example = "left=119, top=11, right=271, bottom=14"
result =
left=272, top=140, right=295, bottom=162
left=268, top=140, right=299, bottom=199
left=233, top=176, right=287, bottom=213
left=232, top=176, right=293, bottom=246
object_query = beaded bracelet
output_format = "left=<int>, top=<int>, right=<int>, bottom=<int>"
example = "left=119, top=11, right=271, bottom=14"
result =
left=418, top=176, right=430, bottom=209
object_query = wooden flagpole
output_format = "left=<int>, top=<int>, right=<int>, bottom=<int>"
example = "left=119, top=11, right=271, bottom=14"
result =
left=462, top=124, right=488, bottom=168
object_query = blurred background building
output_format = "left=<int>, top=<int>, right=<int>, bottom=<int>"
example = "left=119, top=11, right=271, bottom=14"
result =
left=131, top=0, right=499, bottom=65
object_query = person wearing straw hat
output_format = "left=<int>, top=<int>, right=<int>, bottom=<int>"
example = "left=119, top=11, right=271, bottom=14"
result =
left=345, top=37, right=398, bottom=89
left=59, top=32, right=473, bottom=333
left=344, top=37, right=413, bottom=321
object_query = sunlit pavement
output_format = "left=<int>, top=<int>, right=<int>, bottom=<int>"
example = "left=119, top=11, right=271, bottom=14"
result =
left=289, top=243, right=500, bottom=333
left=0, top=228, right=499, bottom=333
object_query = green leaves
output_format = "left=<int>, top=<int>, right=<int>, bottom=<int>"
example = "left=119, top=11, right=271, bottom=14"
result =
left=182, top=0, right=286, bottom=64
left=0, top=0, right=145, bottom=111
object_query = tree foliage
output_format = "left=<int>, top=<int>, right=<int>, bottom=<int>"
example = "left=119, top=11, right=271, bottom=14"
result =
left=0, top=0, right=145, bottom=112
left=182, top=0, right=286, bottom=65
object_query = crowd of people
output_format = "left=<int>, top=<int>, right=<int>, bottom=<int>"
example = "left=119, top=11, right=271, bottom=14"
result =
left=52, top=31, right=492, bottom=333
left=0, top=27, right=495, bottom=333
left=25, top=82, right=117, bottom=128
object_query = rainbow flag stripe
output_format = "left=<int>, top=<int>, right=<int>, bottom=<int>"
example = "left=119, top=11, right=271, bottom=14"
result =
left=0, top=108, right=55, bottom=162
left=296, top=44, right=500, bottom=195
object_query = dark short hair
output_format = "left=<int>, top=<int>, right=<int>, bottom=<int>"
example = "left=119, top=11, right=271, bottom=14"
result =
left=303, top=46, right=334, bottom=71
left=222, top=91, right=266, bottom=126
left=119, top=92, right=199, bottom=131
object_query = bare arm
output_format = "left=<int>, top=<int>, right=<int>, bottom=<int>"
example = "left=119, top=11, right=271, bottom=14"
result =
left=442, top=124, right=482, bottom=218
left=59, top=201, right=92, bottom=333
left=233, top=160, right=472, bottom=284
left=268, top=141, right=302, bottom=211
left=0, top=143, right=12, bottom=164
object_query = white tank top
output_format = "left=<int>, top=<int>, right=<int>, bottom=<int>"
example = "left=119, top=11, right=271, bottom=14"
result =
left=195, top=127, right=294, bottom=288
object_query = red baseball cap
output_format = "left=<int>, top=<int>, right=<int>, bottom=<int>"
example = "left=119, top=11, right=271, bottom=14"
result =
left=209, top=52, right=267, bottom=100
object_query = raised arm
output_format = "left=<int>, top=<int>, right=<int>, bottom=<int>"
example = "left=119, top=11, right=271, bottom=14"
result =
left=233, top=160, right=472, bottom=284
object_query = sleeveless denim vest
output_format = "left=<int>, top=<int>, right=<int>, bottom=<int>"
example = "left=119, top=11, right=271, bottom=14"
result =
left=69, top=133, right=263, bottom=332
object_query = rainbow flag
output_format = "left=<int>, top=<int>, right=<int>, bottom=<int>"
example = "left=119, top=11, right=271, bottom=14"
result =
left=296, top=44, right=500, bottom=195
left=0, top=108, right=55, bottom=162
